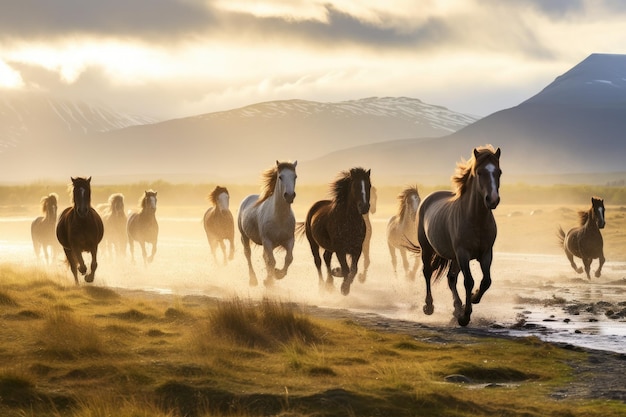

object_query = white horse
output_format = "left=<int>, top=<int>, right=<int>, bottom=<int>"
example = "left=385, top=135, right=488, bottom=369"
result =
left=358, top=186, right=377, bottom=282
left=386, top=185, right=421, bottom=280
left=237, top=160, right=298, bottom=287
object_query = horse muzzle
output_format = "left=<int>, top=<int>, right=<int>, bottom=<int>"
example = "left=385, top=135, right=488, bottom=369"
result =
left=358, top=202, right=370, bottom=215
left=284, top=192, right=296, bottom=204
left=485, top=194, right=500, bottom=210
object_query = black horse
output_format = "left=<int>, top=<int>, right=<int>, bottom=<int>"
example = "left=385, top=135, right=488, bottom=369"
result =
left=56, top=177, right=104, bottom=284
left=299, top=167, right=372, bottom=296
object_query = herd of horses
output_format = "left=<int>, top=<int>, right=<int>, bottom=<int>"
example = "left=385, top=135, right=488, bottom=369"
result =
left=30, top=145, right=607, bottom=326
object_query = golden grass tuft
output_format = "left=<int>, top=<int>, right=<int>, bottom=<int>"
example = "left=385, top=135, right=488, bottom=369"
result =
left=201, top=297, right=321, bottom=351
left=38, top=306, right=105, bottom=359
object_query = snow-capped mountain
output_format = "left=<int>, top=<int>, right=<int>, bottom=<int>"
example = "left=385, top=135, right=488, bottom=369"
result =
left=199, top=97, right=479, bottom=135
left=0, top=93, right=158, bottom=150
left=305, top=53, right=626, bottom=185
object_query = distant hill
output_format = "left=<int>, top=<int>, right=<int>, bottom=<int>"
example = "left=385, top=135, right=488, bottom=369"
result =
left=305, top=53, right=626, bottom=185
left=0, top=96, right=480, bottom=183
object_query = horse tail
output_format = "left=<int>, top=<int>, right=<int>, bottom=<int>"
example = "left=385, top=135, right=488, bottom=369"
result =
left=430, top=254, right=451, bottom=283
left=556, top=225, right=565, bottom=248
left=294, top=221, right=306, bottom=240
left=403, top=236, right=421, bottom=254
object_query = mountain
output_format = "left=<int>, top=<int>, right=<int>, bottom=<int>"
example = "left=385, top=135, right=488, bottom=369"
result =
left=305, top=53, right=626, bottom=185
left=0, top=93, right=157, bottom=150
left=0, top=96, right=480, bottom=183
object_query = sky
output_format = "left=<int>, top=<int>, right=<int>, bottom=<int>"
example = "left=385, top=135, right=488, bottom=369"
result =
left=1, top=0, right=626, bottom=120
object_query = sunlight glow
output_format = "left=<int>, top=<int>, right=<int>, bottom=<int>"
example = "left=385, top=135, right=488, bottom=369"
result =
left=0, top=60, right=24, bottom=88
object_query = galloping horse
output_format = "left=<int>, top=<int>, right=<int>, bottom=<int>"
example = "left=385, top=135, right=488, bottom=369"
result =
left=127, top=190, right=159, bottom=265
left=387, top=185, right=421, bottom=280
left=101, top=193, right=127, bottom=259
left=56, top=177, right=104, bottom=284
left=203, top=185, right=235, bottom=265
left=31, top=193, right=59, bottom=264
left=359, top=186, right=377, bottom=282
left=417, top=146, right=501, bottom=326
left=301, top=167, right=372, bottom=296
left=557, top=196, right=606, bottom=279
left=238, top=161, right=297, bottom=287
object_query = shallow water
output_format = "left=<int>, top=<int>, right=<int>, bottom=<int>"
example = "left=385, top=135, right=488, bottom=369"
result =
left=3, top=215, right=625, bottom=354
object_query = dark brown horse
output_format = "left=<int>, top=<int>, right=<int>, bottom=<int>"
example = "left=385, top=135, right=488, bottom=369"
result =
left=557, top=196, right=606, bottom=279
left=127, top=190, right=158, bottom=265
left=417, top=146, right=501, bottom=326
left=301, top=167, right=372, bottom=296
left=387, top=185, right=421, bottom=280
left=31, top=193, right=59, bottom=264
left=203, top=185, right=235, bottom=265
left=101, top=193, right=127, bottom=259
left=56, top=177, right=104, bottom=284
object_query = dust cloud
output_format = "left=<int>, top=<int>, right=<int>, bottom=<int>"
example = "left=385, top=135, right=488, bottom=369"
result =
left=2, top=199, right=626, bottom=353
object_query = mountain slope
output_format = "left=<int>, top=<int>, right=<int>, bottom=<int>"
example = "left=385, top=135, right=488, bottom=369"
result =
left=305, top=53, right=626, bottom=185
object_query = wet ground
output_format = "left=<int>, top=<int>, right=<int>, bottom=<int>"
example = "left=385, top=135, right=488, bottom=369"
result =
left=2, top=208, right=626, bottom=355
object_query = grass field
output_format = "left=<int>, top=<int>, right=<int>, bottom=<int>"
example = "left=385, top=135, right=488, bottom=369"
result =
left=1, top=264, right=626, bottom=416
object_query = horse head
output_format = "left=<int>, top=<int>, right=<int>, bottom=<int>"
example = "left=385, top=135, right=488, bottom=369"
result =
left=71, top=177, right=92, bottom=218
left=42, top=193, right=58, bottom=218
left=211, top=186, right=230, bottom=213
left=276, top=160, right=297, bottom=204
left=407, top=188, right=420, bottom=218
left=350, top=167, right=371, bottom=215
left=473, top=147, right=502, bottom=210
left=143, top=190, right=158, bottom=212
left=592, top=196, right=606, bottom=229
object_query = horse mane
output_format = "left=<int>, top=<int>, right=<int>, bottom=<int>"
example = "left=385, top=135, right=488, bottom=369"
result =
left=330, top=167, right=369, bottom=208
left=102, top=193, right=124, bottom=216
left=208, top=186, right=228, bottom=206
left=255, top=161, right=296, bottom=206
left=40, top=193, right=58, bottom=213
left=397, top=186, right=419, bottom=219
left=451, top=144, right=499, bottom=197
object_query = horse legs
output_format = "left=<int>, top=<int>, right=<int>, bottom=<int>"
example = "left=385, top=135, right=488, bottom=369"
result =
left=227, top=238, right=235, bottom=261
left=446, top=263, right=463, bottom=319
left=147, top=241, right=157, bottom=263
left=388, top=244, right=398, bottom=275
left=565, top=248, right=583, bottom=274
left=358, top=241, right=370, bottom=283
left=241, top=235, right=258, bottom=286
left=340, top=253, right=360, bottom=296
left=457, top=258, right=475, bottom=327
left=399, top=248, right=412, bottom=279
left=582, top=257, right=592, bottom=280
left=85, top=247, right=98, bottom=283
left=595, top=253, right=605, bottom=278
left=420, top=243, right=435, bottom=315
left=323, top=250, right=334, bottom=291
left=63, top=248, right=80, bottom=284
left=217, top=240, right=227, bottom=265
left=471, top=253, right=493, bottom=305
left=275, top=238, right=294, bottom=281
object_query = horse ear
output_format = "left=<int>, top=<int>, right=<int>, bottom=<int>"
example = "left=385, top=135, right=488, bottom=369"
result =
left=495, top=148, right=501, bottom=158
left=276, top=160, right=280, bottom=166
left=87, top=176, right=92, bottom=183
left=366, top=169, right=371, bottom=177
left=293, top=160, right=297, bottom=167
left=473, top=148, right=479, bottom=159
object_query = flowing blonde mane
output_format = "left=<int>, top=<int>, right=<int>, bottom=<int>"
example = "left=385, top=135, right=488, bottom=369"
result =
left=451, top=144, right=499, bottom=197
left=397, top=186, right=419, bottom=219
left=255, top=161, right=296, bottom=206
left=40, top=193, right=58, bottom=214
left=208, top=186, right=228, bottom=206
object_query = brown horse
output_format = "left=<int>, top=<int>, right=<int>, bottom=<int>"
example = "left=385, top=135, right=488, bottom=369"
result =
left=31, top=193, right=59, bottom=264
left=203, top=185, right=235, bottom=265
left=417, top=146, right=501, bottom=326
left=56, top=177, right=104, bottom=284
left=300, top=167, right=372, bottom=296
left=127, top=190, right=159, bottom=265
left=387, top=185, right=421, bottom=280
left=557, top=196, right=606, bottom=279
left=101, top=193, right=127, bottom=259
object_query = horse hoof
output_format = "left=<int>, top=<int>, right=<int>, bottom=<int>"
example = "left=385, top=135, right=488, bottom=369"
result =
left=457, top=316, right=471, bottom=327
left=263, top=278, right=275, bottom=287
left=331, top=267, right=343, bottom=278
left=249, top=278, right=258, bottom=287
left=85, top=274, right=95, bottom=283
left=423, top=305, right=434, bottom=315
left=595, top=271, right=602, bottom=278
left=340, top=283, right=351, bottom=296
left=576, top=268, right=583, bottom=274
left=357, top=272, right=367, bottom=283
